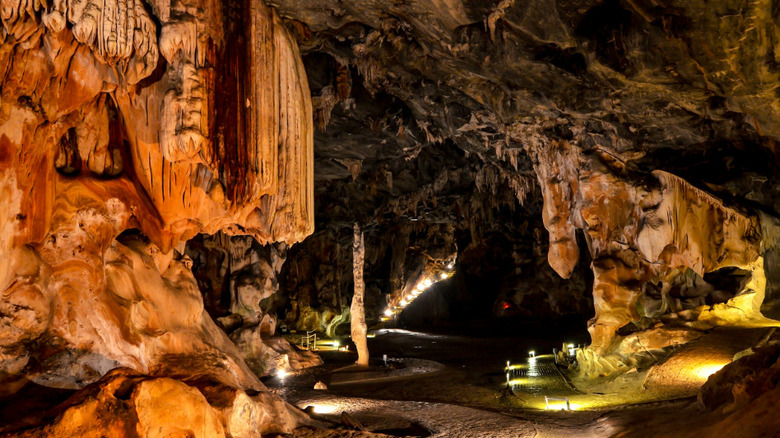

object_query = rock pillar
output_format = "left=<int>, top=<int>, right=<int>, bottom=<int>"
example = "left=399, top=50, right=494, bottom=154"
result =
left=351, top=223, right=369, bottom=366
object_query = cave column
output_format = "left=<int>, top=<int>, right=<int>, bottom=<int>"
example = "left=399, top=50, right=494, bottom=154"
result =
left=587, top=252, right=649, bottom=353
left=351, top=223, right=369, bottom=366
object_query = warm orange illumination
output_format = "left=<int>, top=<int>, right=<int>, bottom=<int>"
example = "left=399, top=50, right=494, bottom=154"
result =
left=694, top=362, right=728, bottom=380
left=311, top=404, right=337, bottom=414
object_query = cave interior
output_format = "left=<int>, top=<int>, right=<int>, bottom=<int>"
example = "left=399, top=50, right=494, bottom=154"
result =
left=2, top=0, right=780, bottom=436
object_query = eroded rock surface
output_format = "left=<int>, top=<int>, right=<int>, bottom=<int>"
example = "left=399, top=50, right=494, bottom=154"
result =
left=1, top=368, right=308, bottom=437
left=526, top=140, right=773, bottom=372
left=0, top=0, right=314, bottom=429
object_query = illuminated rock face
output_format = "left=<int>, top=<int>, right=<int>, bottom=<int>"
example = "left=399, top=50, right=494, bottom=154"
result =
left=527, top=140, right=771, bottom=371
left=0, top=0, right=312, bottom=419
left=351, top=223, right=368, bottom=366
left=1, top=368, right=308, bottom=437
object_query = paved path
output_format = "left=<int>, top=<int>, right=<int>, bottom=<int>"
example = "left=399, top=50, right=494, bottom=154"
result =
left=506, top=354, right=580, bottom=410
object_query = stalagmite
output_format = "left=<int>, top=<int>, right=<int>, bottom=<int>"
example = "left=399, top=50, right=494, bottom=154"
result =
left=351, top=223, right=369, bottom=367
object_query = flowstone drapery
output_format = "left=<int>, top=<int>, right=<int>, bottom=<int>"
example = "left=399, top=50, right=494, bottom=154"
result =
left=526, top=140, right=775, bottom=375
left=0, top=0, right=313, bottom=434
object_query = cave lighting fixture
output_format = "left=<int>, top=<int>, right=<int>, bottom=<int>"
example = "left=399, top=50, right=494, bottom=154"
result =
left=544, top=396, right=576, bottom=411
left=381, top=268, right=455, bottom=320
left=277, top=369, right=288, bottom=379
left=310, top=404, right=337, bottom=414
left=505, top=363, right=526, bottom=371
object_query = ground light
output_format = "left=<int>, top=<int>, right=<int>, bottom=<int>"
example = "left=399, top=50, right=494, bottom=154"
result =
left=544, top=396, right=572, bottom=411
left=312, top=339, right=346, bottom=351
left=277, top=369, right=288, bottom=379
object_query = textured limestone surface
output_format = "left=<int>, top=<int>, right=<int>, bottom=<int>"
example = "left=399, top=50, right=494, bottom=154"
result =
left=185, top=232, right=323, bottom=377
left=1, top=368, right=309, bottom=438
left=4, top=0, right=780, bottom=435
left=0, top=0, right=314, bottom=434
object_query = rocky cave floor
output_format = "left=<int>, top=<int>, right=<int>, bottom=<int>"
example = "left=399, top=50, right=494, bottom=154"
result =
left=258, top=323, right=780, bottom=438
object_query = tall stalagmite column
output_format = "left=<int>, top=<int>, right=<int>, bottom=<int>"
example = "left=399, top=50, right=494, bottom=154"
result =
left=351, top=223, right=369, bottom=366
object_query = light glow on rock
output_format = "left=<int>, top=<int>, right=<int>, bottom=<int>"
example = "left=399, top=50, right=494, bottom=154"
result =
left=694, top=362, right=729, bottom=380
left=311, top=404, right=337, bottom=414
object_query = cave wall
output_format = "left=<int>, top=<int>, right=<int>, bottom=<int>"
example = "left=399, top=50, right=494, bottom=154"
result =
left=184, top=232, right=322, bottom=376
left=276, top=143, right=593, bottom=333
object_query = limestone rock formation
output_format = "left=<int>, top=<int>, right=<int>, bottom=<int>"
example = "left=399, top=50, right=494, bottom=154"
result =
left=0, top=0, right=314, bottom=430
left=525, top=140, right=774, bottom=373
left=185, top=232, right=322, bottom=377
left=5, top=0, right=780, bottom=433
left=691, top=335, right=780, bottom=436
left=1, top=368, right=309, bottom=437
left=351, top=223, right=368, bottom=366
left=268, top=0, right=780, bottom=378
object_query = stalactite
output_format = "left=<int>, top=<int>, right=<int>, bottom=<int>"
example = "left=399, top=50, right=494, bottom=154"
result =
left=0, top=0, right=315, bottom=420
left=527, top=139, right=773, bottom=370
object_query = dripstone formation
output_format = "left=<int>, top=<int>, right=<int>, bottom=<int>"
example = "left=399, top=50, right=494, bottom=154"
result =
left=1, top=0, right=313, bottom=434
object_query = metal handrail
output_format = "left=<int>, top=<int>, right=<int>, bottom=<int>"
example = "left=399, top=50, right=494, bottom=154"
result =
left=300, top=331, right=318, bottom=350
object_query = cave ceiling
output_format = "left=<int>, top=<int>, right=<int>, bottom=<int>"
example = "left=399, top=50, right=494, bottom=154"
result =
left=270, top=0, right=780, bottom=232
